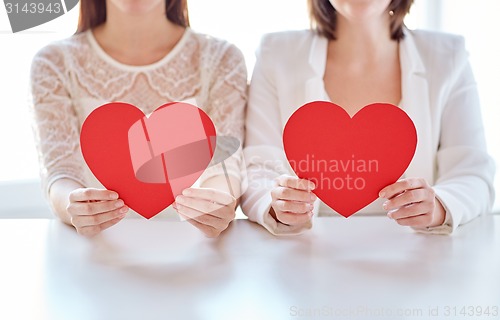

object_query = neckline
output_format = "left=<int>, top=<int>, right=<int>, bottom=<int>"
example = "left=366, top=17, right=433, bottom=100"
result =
left=321, top=87, right=403, bottom=110
left=86, top=28, right=192, bottom=72
left=318, top=34, right=404, bottom=110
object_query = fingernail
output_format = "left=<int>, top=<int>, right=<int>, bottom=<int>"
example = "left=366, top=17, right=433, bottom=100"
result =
left=175, top=196, right=183, bottom=203
left=310, top=193, right=317, bottom=201
left=115, top=200, right=124, bottom=208
left=182, top=189, right=191, bottom=196
left=110, top=192, right=118, bottom=200
left=307, top=203, right=314, bottom=210
left=387, top=212, right=393, bottom=219
left=120, top=207, right=128, bottom=214
left=383, top=201, right=388, bottom=210
left=379, top=191, right=386, bottom=198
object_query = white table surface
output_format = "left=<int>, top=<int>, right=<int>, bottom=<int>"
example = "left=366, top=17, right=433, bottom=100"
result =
left=1, top=215, right=499, bottom=320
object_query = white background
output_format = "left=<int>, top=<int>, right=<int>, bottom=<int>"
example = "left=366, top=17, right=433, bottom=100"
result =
left=0, top=0, right=498, bottom=213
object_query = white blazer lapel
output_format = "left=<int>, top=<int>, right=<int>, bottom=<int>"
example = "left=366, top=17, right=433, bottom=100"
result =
left=300, top=30, right=434, bottom=183
left=400, top=30, right=435, bottom=183
left=304, top=33, right=329, bottom=103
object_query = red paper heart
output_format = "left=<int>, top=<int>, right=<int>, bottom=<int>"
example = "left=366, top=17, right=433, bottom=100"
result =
left=283, top=102, right=417, bottom=218
left=80, top=102, right=216, bottom=219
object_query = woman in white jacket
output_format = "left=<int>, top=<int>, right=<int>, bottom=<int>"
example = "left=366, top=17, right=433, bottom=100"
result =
left=242, top=0, right=495, bottom=235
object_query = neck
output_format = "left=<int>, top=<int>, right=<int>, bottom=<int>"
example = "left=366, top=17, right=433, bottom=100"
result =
left=93, top=1, right=184, bottom=62
left=330, top=14, right=397, bottom=63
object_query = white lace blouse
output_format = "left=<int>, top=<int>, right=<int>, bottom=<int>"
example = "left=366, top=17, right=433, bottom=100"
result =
left=30, top=28, right=247, bottom=217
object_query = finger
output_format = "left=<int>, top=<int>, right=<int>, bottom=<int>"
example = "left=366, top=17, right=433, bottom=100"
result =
left=77, top=213, right=126, bottom=237
left=178, top=212, right=221, bottom=238
left=70, top=188, right=119, bottom=202
left=383, top=189, right=428, bottom=211
left=393, top=213, right=433, bottom=228
left=276, top=175, right=315, bottom=191
left=98, top=214, right=127, bottom=232
left=176, top=196, right=225, bottom=215
left=273, top=200, right=313, bottom=214
left=176, top=202, right=222, bottom=223
left=71, top=206, right=128, bottom=228
left=68, top=199, right=125, bottom=216
left=272, top=187, right=316, bottom=203
left=379, top=178, right=428, bottom=199
left=276, top=210, right=313, bottom=226
left=176, top=203, right=228, bottom=229
left=181, top=188, right=234, bottom=206
left=387, top=202, right=433, bottom=220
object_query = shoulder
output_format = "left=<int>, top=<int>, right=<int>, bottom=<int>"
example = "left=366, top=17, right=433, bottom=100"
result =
left=189, top=29, right=245, bottom=65
left=407, top=29, right=465, bottom=53
left=403, top=29, right=470, bottom=85
left=31, top=32, right=90, bottom=75
left=258, top=30, right=316, bottom=56
left=404, top=29, right=468, bottom=71
left=33, top=32, right=89, bottom=61
left=188, top=29, right=247, bottom=87
left=259, top=30, right=316, bottom=48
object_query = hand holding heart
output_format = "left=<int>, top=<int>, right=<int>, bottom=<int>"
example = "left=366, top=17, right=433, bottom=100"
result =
left=280, top=101, right=447, bottom=229
left=80, top=102, right=238, bottom=237
left=270, top=175, right=317, bottom=226
left=80, top=102, right=218, bottom=219
left=67, top=188, right=129, bottom=237
left=380, top=178, right=446, bottom=228
left=174, top=187, right=237, bottom=238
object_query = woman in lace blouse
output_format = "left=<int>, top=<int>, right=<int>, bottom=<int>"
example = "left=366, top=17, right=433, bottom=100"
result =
left=30, top=0, right=247, bottom=237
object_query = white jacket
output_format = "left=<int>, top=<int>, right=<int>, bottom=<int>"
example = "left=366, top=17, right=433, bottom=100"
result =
left=242, top=29, right=495, bottom=235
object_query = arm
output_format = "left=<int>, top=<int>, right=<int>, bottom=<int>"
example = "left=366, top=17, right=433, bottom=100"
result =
left=198, top=43, right=247, bottom=197
left=430, top=38, right=495, bottom=232
left=49, top=178, right=83, bottom=225
left=30, top=46, right=127, bottom=236
left=380, top=37, right=495, bottom=234
left=241, top=35, right=315, bottom=235
left=174, top=43, right=247, bottom=237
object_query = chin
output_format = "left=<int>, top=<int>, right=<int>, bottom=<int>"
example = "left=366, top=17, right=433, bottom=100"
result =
left=109, top=0, right=165, bottom=14
left=331, top=0, right=391, bottom=21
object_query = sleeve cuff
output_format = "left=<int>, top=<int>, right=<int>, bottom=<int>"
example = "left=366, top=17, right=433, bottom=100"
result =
left=411, top=192, right=454, bottom=235
left=253, top=192, right=313, bottom=236
left=45, top=174, right=86, bottom=200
